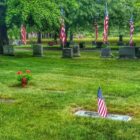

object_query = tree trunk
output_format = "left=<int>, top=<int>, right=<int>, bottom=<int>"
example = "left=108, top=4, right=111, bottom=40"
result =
left=0, top=3, right=9, bottom=54
left=37, top=32, right=42, bottom=44
left=69, top=30, right=73, bottom=44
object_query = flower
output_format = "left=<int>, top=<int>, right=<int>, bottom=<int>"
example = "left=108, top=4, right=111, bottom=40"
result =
left=17, top=71, right=23, bottom=75
left=26, top=70, right=31, bottom=73
left=16, top=70, right=32, bottom=87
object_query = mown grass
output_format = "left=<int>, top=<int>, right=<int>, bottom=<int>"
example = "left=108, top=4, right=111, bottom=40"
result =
left=0, top=49, right=140, bottom=140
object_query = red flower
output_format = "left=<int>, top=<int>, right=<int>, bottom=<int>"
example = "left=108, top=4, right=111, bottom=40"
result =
left=26, top=70, right=31, bottom=73
left=17, top=71, right=22, bottom=75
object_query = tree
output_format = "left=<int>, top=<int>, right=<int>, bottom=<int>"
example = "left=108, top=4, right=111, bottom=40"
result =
left=6, top=0, right=60, bottom=43
left=0, top=1, right=9, bottom=54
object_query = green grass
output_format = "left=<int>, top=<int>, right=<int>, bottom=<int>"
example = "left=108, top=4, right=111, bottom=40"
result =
left=0, top=49, right=140, bottom=140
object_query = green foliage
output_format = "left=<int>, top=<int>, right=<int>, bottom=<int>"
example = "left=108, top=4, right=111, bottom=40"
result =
left=6, top=0, right=60, bottom=31
left=17, top=70, right=32, bottom=82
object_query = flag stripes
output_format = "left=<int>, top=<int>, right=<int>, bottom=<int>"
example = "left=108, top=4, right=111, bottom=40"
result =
left=60, top=24, right=66, bottom=46
left=97, top=87, right=108, bottom=118
left=130, top=17, right=134, bottom=47
left=103, top=4, right=109, bottom=44
left=21, top=25, right=26, bottom=45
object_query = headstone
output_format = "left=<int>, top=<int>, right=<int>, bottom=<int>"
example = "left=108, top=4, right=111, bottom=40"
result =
left=75, top=110, right=132, bottom=122
left=118, top=35, right=124, bottom=46
left=73, top=45, right=80, bottom=57
left=119, top=47, right=135, bottom=59
left=101, top=48, right=112, bottom=58
left=62, top=48, right=73, bottom=58
left=3, top=45, right=15, bottom=56
left=0, top=98, right=15, bottom=104
left=32, top=44, right=43, bottom=57
left=96, top=42, right=103, bottom=48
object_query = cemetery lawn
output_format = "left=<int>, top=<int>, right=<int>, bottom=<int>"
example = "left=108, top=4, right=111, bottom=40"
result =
left=0, top=49, right=140, bottom=140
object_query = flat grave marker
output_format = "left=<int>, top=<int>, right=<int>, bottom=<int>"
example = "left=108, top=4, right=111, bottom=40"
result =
left=75, top=110, right=132, bottom=122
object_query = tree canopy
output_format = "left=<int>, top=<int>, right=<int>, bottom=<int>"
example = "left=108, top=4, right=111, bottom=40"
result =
left=0, top=0, right=139, bottom=47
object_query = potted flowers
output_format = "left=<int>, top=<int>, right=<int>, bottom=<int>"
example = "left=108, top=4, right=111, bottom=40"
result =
left=16, top=70, right=32, bottom=87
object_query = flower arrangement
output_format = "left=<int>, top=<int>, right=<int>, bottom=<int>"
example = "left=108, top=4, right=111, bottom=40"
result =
left=16, top=70, right=32, bottom=87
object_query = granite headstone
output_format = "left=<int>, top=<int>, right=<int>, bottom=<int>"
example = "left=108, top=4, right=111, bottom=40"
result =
left=101, top=48, right=112, bottom=58
left=62, top=48, right=73, bottom=58
left=119, top=47, right=135, bottom=58
left=73, top=45, right=80, bottom=57
left=32, top=44, right=43, bottom=57
left=3, top=45, right=15, bottom=56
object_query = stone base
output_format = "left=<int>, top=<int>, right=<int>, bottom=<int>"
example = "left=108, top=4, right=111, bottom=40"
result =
left=3, top=45, right=15, bottom=56
left=73, top=46, right=80, bottom=57
left=62, top=48, right=73, bottom=58
left=32, top=44, right=43, bottom=57
left=101, top=48, right=112, bottom=58
left=119, top=47, right=135, bottom=59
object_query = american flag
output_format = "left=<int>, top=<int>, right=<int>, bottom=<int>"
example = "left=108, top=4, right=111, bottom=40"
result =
left=60, top=22, right=66, bottom=47
left=95, top=22, right=98, bottom=42
left=21, top=25, right=26, bottom=45
left=130, top=16, right=134, bottom=47
left=103, top=4, right=109, bottom=44
left=97, top=87, right=108, bottom=118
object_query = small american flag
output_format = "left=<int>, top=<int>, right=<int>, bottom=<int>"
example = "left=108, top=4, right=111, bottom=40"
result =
left=130, top=16, right=134, bottom=47
left=103, top=4, right=109, bottom=44
left=97, top=87, right=108, bottom=118
left=21, top=25, right=26, bottom=45
left=60, top=22, right=66, bottom=47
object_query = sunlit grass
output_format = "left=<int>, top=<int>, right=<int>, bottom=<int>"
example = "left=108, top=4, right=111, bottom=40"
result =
left=0, top=49, right=140, bottom=140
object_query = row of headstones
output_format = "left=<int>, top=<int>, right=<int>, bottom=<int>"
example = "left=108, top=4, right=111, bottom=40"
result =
left=101, top=47, right=140, bottom=58
left=2, top=45, right=81, bottom=58
left=2, top=45, right=43, bottom=57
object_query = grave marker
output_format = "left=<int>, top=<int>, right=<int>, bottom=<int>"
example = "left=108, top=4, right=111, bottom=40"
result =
left=75, top=110, right=132, bottom=122
left=32, top=44, right=43, bottom=57
left=119, top=47, right=135, bottom=59
left=73, top=45, right=80, bottom=57
left=101, top=48, right=112, bottom=58
left=3, top=45, right=15, bottom=56
left=62, top=48, right=73, bottom=58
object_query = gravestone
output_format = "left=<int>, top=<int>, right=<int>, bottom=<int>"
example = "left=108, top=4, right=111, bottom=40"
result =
left=119, top=47, right=135, bottom=59
left=3, top=45, right=15, bottom=56
left=118, top=35, right=124, bottom=46
left=62, top=48, right=73, bottom=58
left=96, top=42, right=103, bottom=48
left=101, top=48, right=112, bottom=58
left=73, top=45, right=80, bottom=57
left=32, top=44, right=43, bottom=57
left=75, top=110, right=132, bottom=122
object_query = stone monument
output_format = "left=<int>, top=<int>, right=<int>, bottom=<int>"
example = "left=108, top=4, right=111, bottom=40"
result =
left=62, top=48, right=73, bottom=58
left=73, top=45, right=80, bottom=57
left=32, top=44, right=43, bottom=57
left=119, top=47, right=136, bottom=59
left=3, top=45, right=15, bottom=56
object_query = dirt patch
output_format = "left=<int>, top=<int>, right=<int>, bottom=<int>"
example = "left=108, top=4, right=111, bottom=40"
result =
left=0, top=98, right=16, bottom=104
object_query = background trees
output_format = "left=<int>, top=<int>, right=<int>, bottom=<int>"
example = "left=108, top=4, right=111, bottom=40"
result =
left=0, top=0, right=139, bottom=50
